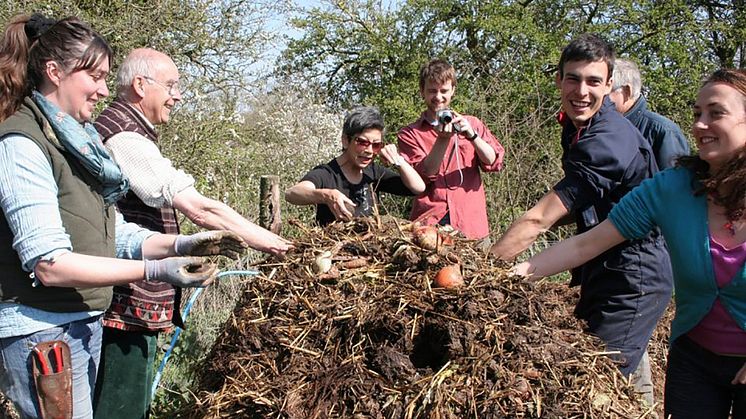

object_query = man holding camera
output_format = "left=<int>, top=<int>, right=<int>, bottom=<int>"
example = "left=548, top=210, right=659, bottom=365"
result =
left=397, top=59, right=504, bottom=239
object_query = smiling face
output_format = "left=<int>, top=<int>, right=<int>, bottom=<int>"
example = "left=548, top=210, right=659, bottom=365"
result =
left=52, top=59, right=110, bottom=123
left=138, top=56, right=181, bottom=125
left=341, top=128, right=383, bottom=170
left=692, top=82, right=746, bottom=172
left=556, top=59, right=613, bottom=128
left=420, top=79, right=455, bottom=119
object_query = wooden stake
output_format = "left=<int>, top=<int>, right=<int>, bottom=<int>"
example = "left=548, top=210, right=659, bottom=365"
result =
left=259, top=175, right=281, bottom=234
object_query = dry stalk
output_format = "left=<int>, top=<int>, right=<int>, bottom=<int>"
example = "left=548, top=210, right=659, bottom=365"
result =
left=183, top=216, right=666, bottom=419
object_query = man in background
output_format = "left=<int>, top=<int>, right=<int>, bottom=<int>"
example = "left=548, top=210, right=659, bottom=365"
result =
left=397, top=59, right=504, bottom=239
left=93, top=48, right=292, bottom=418
left=609, top=58, right=689, bottom=169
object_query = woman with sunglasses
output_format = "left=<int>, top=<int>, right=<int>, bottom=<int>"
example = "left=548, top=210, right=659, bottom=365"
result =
left=286, top=106, right=425, bottom=225
left=513, top=68, right=746, bottom=419
left=0, top=14, right=245, bottom=418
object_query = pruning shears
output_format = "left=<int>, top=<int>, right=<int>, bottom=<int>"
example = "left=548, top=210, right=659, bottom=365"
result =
left=32, top=342, right=64, bottom=375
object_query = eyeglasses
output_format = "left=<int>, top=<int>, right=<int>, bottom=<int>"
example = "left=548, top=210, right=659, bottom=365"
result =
left=353, top=137, right=384, bottom=152
left=142, top=75, right=181, bottom=97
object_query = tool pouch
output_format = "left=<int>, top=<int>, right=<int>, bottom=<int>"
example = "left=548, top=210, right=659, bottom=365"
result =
left=32, top=340, right=72, bottom=419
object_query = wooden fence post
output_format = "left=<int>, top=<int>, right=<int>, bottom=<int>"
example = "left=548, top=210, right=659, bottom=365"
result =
left=259, top=175, right=282, bottom=234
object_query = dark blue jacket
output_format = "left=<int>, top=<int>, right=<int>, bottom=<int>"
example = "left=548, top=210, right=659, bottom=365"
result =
left=553, top=97, right=673, bottom=376
left=625, top=95, right=690, bottom=169
left=555, top=97, right=658, bottom=233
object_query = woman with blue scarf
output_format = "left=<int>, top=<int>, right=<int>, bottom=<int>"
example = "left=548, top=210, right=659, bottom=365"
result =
left=0, top=14, right=247, bottom=418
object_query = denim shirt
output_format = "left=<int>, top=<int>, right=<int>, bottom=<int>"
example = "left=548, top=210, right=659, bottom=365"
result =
left=0, top=135, right=157, bottom=338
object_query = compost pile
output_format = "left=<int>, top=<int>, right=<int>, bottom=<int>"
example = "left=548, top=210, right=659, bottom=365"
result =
left=188, top=216, right=651, bottom=418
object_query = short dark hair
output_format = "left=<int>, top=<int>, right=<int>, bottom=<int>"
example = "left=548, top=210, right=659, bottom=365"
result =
left=419, top=59, right=456, bottom=91
left=558, top=33, right=615, bottom=80
left=342, top=106, right=384, bottom=138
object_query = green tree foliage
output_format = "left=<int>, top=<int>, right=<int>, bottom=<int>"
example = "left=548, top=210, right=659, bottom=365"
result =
left=280, top=0, right=745, bottom=231
left=2, top=0, right=287, bottom=102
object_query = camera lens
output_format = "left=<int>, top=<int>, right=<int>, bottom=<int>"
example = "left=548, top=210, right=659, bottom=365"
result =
left=437, top=109, right=453, bottom=125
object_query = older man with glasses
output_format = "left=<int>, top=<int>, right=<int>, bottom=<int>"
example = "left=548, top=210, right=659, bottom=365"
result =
left=92, top=48, right=292, bottom=419
left=285, top=106, right=425, bottom=225
left=608, top=58, right=689, bottom=169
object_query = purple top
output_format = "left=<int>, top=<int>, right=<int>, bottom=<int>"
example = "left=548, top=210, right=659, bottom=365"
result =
left=687, top=237, right=746, bottom=354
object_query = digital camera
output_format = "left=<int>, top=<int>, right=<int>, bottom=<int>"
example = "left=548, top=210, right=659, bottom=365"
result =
left=436, top=109, right=453, bottom=125
left=436, top=109, right=462, bottom=131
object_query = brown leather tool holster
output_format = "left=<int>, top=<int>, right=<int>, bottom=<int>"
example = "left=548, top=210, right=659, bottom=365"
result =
left=31, top=340, right=72, bottom=419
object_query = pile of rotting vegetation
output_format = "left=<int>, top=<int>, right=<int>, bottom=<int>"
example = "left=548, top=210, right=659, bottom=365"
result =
left=0, top=393, right=18, bottom=419
left=185, top=215, right=651, bottom=419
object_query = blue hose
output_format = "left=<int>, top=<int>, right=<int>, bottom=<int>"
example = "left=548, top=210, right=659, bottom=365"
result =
left=151, top=269, right=260, bottom=399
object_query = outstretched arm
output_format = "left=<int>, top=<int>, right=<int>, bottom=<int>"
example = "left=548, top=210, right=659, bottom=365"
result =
left=34, top=253, right=216, bottom=288
left=285, top=180, right=356, bottom=221
left=106, top=132, right=291, bottom=257
left=513, top=219, right=626, bottom=279
left=490, top=191, right=570, bottom=260
left=172, top=187, right=292, bottom=257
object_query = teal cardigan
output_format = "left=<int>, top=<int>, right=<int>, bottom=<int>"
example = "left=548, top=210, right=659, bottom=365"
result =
left=609, top=167, right=746, bottom=343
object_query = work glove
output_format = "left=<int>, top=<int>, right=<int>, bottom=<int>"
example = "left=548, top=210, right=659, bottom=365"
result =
left=144, top=257, right=218, bottom=288
left=174, top=231, right=247, bottom=259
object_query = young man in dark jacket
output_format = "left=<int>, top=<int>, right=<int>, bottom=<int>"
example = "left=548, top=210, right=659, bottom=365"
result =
left=490, top=34, right=673, bottom=407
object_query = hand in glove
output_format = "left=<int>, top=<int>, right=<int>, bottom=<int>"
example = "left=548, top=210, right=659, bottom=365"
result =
left=144, top=257, right=218, bottom=288
left=174, top=231, right=247, bottom=259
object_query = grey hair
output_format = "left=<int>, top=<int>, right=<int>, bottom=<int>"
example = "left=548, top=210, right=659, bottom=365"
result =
left=612, top=58, right=642, bottom=102
left=342, top=106, right=385, bottom=138
left=115, top=51, right=155, bottom=94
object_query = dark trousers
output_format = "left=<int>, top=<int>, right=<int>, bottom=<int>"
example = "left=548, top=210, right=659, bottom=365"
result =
left=665, top=335, right=746, bottom=419
left=575, top=236, right=673, bottom=376
left=92, top=327, right=158, bottom=419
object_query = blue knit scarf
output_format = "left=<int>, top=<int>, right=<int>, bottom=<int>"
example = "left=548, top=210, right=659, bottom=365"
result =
left=32, top=91, right=129, bottom=204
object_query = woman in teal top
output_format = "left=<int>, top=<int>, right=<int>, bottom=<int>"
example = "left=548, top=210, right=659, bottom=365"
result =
left=514, top=68, right=746, bottom=418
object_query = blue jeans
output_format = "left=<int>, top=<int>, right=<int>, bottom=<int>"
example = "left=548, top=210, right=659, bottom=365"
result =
left=0, top=315, right=103, bottom=419
left=665, top=335, right=746, bottom=418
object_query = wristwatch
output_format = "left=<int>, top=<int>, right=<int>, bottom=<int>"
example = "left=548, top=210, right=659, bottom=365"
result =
left=467, top=131, right=479, bottom=141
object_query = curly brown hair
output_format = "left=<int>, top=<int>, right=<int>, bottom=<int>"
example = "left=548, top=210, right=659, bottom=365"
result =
left=677, top=68, right=746, bottom=222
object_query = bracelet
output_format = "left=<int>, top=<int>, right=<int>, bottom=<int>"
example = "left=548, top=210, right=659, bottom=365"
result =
left=467, top=131, right=479, bottom=141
